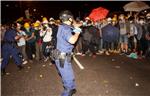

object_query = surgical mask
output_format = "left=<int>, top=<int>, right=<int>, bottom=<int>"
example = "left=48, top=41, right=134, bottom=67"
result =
left=130, top=21, right=133, bottom=23
left=139, top=20, right=144, bottom=24
left=17, top=26, right=21, bottom=30
left=44, top=24, right=48, bottom=28
left=83, top=22, right=87, bottom=26
left=26, top=28, right=30, bottom=32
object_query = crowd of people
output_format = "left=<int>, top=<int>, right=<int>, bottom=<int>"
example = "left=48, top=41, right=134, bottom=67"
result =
left=1, top=12, right=150, bottom=67
left=1, top=9, right=150, bottom=96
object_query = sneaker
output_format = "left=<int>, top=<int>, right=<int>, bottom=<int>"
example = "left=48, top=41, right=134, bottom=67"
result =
left=89, top=53, right=92, bottom=56
left=98, top=50, right=104, bottom=54
left=44, top=57, right=49, bottom=62
left=69, top=89, right=77, bottom=96
left=96, top=52, right=100, bottom=55
left=22, top=60, right=28, bottom=65
left=81, top=54, right=85, bottom=56
left=120, top=52, right=125, bottom=55
left=17, top=65, right=24, bottom=70
left=105, top=51, right=110, bottom=55
left=1, top=68, right=6, bottom=76
left=32, top=54, right=35, bottom=58
left=76, top=52, right=82, bottom=55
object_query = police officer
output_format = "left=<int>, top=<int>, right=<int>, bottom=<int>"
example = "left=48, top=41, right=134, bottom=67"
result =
left=55, top=10, right=82, bottom=96
left=1, top=23, right=23, bottom=75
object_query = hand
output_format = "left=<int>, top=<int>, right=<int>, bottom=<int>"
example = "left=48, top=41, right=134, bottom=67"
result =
left=73, top=27, right=82, bottom=34
left=72, top=20, right=82, bottom=28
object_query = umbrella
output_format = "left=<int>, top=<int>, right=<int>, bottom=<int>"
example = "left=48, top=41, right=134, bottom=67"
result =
left=89, top=7, right=109, bottom=22
left=123, top=1, right=150, bottom=12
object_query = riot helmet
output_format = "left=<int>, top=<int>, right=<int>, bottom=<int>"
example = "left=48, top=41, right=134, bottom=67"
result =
left=59, top=10, right=74, bottom=22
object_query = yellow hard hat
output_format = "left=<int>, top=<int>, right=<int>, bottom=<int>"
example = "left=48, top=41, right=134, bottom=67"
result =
left=34, top=22, right=40, bottom=27
left=24, top=22, right=30, bottom=28
left=112, top=17, right=117, bottom=21
left=42, top=17, right=48, bottom=21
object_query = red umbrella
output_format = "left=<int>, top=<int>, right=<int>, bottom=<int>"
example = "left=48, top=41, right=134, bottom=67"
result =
left=89, top=7, right=109, bottom=22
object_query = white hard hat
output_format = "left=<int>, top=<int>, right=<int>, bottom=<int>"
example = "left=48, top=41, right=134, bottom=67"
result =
left=107, top=17, right=112, bottom=21
left=146, top=13, right=150, bottom=19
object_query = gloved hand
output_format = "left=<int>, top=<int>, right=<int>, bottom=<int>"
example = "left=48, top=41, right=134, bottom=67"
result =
left=73, top=27, right=82, bottom=33
left=72, top=20, right=82, bottom=33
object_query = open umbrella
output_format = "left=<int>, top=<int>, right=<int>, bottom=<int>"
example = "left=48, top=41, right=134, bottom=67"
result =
left=89, top=7, right=109, bottom=22
left=123, top=1, right=150, bottom=12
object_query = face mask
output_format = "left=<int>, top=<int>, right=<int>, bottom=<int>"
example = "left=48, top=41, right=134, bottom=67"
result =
left=26, top=28, right=30, bottom=31
left=139, top=20, right=144, bottom=24
left=83, top=22, right=87, bottom=26
left=17, top=26, right=21, bottom=30
left=120, top=16, right=124, bottom=20
left=44, top=24, right=48, bottom=27
left=34, top=27, right=38, bottom=30
left=130, top=21, right=133, bottom=23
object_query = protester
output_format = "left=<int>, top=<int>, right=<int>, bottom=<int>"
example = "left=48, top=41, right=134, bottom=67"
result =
left=40, top=17, right=53, bottom=62
left=16, top=22, right=28, bottom=64
left=23, top=22, right=36, bottom=63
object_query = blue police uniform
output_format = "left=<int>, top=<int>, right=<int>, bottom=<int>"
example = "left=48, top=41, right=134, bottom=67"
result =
left=55, top=24, right=75, bottom=96
left=1, top=29, right=22, bottom=70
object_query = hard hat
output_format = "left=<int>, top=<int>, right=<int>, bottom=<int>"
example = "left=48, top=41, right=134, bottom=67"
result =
left=34, top=22, right=40, bottom=27
left=35, top=20, right=41, bottom=24
left=59, top=10, right=74, bottom=22
left=49, top=17, right=54, bottom=21
left=146, top=13, right=150, bottom=19
left=85, top=17, right=90, bottom=20
left=24, top=22, right=30, bottom=28
left=112, top=17, right=117, bottom=21
left=42, top=17, right=48, bottom=21
left=119, top=14, right=125, bottom=19
left=43, top=20, right=48, bottom=24
left=107, top=17, right=112, bottom=21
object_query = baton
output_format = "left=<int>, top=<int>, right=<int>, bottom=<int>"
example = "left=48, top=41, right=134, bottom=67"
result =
left=73, top=55, right=84, bottom=70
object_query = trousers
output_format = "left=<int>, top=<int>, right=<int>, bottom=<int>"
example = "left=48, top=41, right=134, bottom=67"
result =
left=55, top=59, right=76, bottom=96
left=1, top=44, right=22, bottom=69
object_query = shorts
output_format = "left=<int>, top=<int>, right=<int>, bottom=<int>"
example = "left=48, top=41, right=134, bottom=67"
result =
left=119, top=34, right=128, bottom=43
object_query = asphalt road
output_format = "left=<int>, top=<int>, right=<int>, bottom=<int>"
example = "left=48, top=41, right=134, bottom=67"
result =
left=1, top=54, right=150, bottom=96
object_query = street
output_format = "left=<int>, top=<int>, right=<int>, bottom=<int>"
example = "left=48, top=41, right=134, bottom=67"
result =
left=1, top=54, right=150, bottom=96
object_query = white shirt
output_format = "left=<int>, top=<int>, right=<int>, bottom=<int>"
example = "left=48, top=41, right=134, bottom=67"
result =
left=40, top=27, right=52, bottom=42
left=17, top=30, right=26, bottom=46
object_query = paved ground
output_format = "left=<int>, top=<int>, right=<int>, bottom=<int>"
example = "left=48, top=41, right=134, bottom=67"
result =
left=1, top=54, right=150, bottom=96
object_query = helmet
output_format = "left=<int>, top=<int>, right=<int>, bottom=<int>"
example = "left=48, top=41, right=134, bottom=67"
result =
left=24, top=22, right=30, bottom=28
left=107, top=17, right=112, bottom=22
left=112, top=17, right=117, bottom=21
left=146, top=13, right=150, bottom=19
left=59, top=10, right=74, bottom=22
left=42, top=17, right=49, bottom=24
left=119, top=14, right=125, bottom=20
left=49, top=17, right=54, bottom=21
left=34, top=22, right=40, bottom=27
left=43, top=20, right=48, bottom=24
left=42, top=17, right=48, bottom=21
left=85, top=17, right=90, bottom=20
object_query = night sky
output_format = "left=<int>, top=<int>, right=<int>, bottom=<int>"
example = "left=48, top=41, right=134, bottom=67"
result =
left=1, top=1, right=150, bottom=24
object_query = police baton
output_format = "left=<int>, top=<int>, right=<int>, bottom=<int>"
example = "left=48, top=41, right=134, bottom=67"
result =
left=73, top=55, right=84, bottom=70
